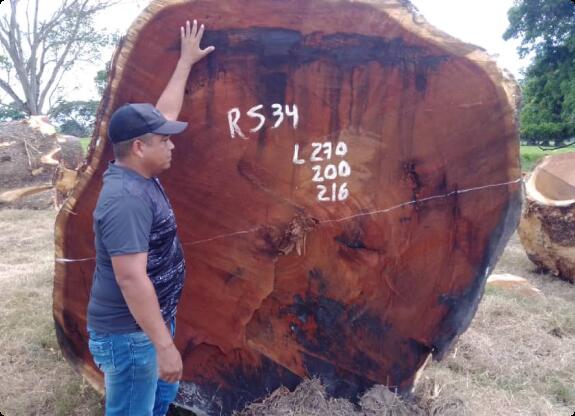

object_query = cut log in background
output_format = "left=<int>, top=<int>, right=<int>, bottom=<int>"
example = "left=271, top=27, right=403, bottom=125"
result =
left=519, top=152, right=575, bottom=283
left=0, top=117, right=83, bottom=209
left=53, top=0, right=522, bottom=414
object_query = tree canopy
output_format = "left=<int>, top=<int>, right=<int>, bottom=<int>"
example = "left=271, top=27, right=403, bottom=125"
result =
left=47, top=66, right=110, bottom=137
left=0, top=0, right=116, bottom=116
left=49, top=99, right=100, bottom=137
left=504, top=0, right=575, bottom=146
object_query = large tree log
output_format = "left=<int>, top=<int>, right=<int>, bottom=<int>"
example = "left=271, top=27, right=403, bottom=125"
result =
left=0, top=117, right=59, bottom=209
left=0, top=117, right=84, bottom=209
left=519, top=152, right=575, bottom=282
left=53, top=0, right=522, bottom=414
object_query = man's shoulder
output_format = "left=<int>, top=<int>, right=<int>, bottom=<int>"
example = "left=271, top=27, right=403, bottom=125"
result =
left=95, top=170, right=154, bottom=218
left=100, top=165, right=155, bottom=201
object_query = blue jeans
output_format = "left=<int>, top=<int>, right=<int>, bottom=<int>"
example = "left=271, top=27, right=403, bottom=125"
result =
left=87, top=318, right=179, bottom=416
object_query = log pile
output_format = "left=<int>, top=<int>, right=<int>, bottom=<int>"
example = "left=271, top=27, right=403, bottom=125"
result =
left=519, top=152, right=575, bottom=282
left=0, top=117, right=83, bottom=208
left=53, top=0, right=522, bottom=414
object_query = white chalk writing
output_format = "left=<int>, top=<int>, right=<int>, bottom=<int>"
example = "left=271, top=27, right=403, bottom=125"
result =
left=292, top=141, right=351, bottom=202
left=227, top=104, right=299, bottom=139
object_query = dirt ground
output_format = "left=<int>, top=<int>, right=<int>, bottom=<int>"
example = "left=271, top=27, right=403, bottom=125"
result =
left=0, top=209, right=574, bottom=416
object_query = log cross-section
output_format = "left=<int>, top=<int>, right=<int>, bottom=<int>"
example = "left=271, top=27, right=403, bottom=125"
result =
left=519, top=152, right=575, bottom=282
left=54, top=0, right=522, bottom=414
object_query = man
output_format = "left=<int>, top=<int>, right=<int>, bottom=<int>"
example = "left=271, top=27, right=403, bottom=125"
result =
left=86, top=20, right=214, bottom=416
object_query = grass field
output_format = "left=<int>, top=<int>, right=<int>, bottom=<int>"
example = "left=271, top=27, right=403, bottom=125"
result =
left=1, top=209, right=574, bottom=416
left=80, top=137, right=91, bottom=154
left=520, top=145, right=575, bottom=171
left=0, top=210, right=103, bottom=416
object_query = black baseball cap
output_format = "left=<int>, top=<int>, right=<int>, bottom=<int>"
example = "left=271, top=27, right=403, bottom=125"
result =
left=108, top=103, right=188, bottom=143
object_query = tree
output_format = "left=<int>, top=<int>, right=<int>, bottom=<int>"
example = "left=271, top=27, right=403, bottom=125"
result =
left=503, top=0, right=575, bottom=58
left=47, top=68, right=110, bottom=136
left=49, top=99, right=99, bottom=137
left=95, top=67, right=108, bottom=97
left=0, top=100, right=26, bottom=120
left=0, top=0, right=117, bottom=116
left=504, top=0, right=575, bottom=146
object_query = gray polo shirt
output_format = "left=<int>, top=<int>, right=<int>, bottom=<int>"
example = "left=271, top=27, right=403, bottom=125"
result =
left=87, top=162, right=185, bottom=333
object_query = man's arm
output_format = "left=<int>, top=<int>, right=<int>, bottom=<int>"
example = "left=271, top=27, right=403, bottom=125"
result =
left=156, top=19, right=215, bottom=120
left=112, top=252, right=182, bottom=383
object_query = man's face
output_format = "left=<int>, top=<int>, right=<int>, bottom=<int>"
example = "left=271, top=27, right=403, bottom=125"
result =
left=140, top=134, right=175, bottom=175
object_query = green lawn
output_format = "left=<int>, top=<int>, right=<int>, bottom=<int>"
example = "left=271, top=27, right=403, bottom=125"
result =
left=80, top=137, right=91, bottom=154
left=520, top=145, right=575, bottom=171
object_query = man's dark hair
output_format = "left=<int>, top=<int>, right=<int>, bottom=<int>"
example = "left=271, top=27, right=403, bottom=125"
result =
left=112, top=133, right=154, bottom=159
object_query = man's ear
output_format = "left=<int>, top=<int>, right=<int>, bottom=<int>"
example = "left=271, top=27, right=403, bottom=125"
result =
left=132, top=139, right=146, bottom=158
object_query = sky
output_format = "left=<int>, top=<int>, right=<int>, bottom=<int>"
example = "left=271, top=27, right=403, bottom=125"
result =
left=47, top=0, right=535, bottom=101
left=409, top=0, right=531, bottom=77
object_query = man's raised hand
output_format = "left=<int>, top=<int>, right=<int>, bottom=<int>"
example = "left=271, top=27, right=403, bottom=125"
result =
left=180, top=19, right=215, bottom=67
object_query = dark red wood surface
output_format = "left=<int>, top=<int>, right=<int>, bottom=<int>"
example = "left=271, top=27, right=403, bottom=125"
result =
left=54, top=1, right=522, bottom=414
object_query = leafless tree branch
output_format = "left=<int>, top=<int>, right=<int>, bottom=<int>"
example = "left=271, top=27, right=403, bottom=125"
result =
left=37, top=1, right=88, bottom=110
left=47, top=68, right=68, bottom=110
left=0, top=0, right=118, bottom=115
left=0, top=77, right=27, bottom=113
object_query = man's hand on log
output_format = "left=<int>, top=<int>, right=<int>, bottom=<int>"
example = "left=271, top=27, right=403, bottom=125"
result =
left=180, top=19, right=215, bottom=67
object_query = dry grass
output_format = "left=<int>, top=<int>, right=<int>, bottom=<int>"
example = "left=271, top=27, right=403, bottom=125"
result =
left=418, top=274, right=575, bottom=413
left=1, top=209, right=574, bottom=416
left=419, top=232, right=575, bottom=416
left=235, top=378, right=467, bottom=416
left=0, top=209, right=103, bottom=416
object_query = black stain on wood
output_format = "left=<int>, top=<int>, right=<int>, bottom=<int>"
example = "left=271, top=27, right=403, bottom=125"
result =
left=280, top=291, right=431, bottom=394
left=257, top=71, right=288, bottom=149
left=415, top=70, right=427, bottom=93
left=261, top=72, right=288, bottom=107
left=54, top=318, right=83, bottom=368
left=347, top=305, right=391, bottom=344
left=201, top=28, right=448, bottom=70
left=403, top=161, right=424, bottom=213
left=335, top=232, right=368, bottom=250
left=224, top=267, right=244, bottom=284
left=63, top=310, right=85, bottom=345
left=435, top=173, right=448, bottom=195
left=308, top=268, right=329, bottom=294
left=432, top=188, right=522, bottom=360
left=403, top=161, right=423, bottom=195
left=180, top=339, right=197, bottom=363
left=327, top=68, right=344, bottom=142
left=285, top=293, right=346, bottom=354
left=204, top=52, right=218, bottom=129
left=177, top=355, right=301, bottom=416
left=352, top=351, right=381, bottom=373
left=335, top=223, right=379, bottom=251
left=186, top=28, right=450, bottom=116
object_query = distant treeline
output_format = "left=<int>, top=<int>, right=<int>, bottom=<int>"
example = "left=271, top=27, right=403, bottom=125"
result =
left=505, top=0, right=575, bottom=147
